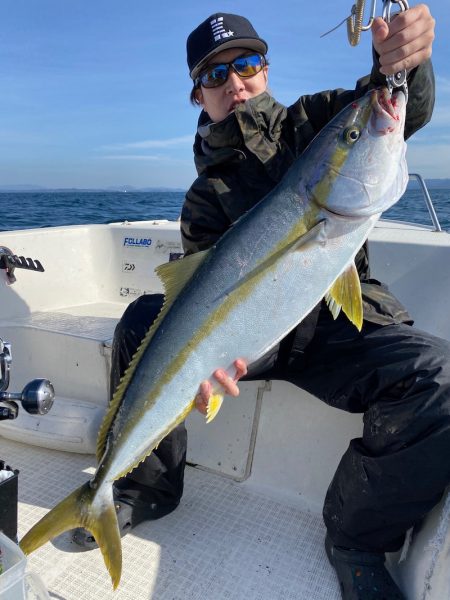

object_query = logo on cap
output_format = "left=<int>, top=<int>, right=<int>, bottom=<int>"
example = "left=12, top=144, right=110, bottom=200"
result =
left=210, top=17, right=234, bottom=42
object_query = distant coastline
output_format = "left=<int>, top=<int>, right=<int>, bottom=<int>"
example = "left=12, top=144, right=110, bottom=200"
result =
left=0, top=179, right=449, bottom=193
left=0, top=185, right=186, bottom=193
left=0, top=187, right=448, bottom=233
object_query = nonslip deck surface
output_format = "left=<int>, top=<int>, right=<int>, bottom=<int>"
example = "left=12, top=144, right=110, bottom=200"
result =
left=2, top=437, right=341, bottom=600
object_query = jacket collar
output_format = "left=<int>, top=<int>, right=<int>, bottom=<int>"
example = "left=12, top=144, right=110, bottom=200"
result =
left=194, top=92, right=287, bottom=174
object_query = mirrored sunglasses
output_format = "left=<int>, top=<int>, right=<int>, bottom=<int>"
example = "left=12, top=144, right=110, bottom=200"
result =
left=195, top=53, right=267, bottom=89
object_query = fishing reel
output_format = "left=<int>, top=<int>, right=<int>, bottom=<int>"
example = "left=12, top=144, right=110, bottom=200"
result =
left=0, top=338, right=55, bottom=420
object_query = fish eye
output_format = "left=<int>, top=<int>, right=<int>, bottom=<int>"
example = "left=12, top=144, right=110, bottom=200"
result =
left=343, top=127, right=361, bottom=144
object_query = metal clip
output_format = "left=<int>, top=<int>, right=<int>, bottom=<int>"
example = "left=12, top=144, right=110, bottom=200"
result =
left=382, top=0, right=409, bottom=101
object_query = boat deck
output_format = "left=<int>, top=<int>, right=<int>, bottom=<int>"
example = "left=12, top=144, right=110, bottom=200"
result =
left=3, top=437, right=341, bottom=600
left=2, top=216, right=450, bottom=598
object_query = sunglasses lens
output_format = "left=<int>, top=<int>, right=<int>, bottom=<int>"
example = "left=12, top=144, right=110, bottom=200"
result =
left=233, top=54, right=264, bottom=77
left=200, top=64, right=229, bottom=88
left=198, top=54, right=265, bottom=89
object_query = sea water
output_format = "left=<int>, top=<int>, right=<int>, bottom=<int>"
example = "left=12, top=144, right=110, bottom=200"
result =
left=0, top=188, right=448, bottom=233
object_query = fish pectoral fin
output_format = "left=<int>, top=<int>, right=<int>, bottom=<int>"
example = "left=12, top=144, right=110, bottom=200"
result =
left=289, top=219, right=327, bottom=252
left=206, top=391, right=224, bottom=424
left=325, top=261, right=363, bottom=331
left=20, top=481, right=122, bottom=589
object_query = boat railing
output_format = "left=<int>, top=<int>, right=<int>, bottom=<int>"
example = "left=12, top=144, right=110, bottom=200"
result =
left=409, top=173, right=442, bottom=232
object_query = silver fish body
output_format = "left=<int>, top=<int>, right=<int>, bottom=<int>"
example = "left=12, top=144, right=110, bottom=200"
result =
left=20, top=87, right=408, bottom=588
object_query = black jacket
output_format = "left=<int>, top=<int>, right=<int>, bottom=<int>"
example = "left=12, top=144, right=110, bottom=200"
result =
left=180, top=58, right=435, bottom=333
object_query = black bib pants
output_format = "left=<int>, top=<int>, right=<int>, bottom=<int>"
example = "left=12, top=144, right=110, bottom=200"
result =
left=111, top=293, right=450, bottom=553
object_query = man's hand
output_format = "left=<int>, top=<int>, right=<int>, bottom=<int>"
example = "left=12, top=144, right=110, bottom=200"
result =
left=371, top=3, right=435, bottom=75
left=195, top=358, right=248, bottom=415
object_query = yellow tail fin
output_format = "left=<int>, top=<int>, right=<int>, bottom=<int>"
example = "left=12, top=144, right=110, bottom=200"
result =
left=20, top=481, right=123, bottom=589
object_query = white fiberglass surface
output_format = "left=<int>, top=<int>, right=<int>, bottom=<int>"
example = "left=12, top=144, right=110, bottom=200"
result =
left=3, top=437, right=341, bottom=600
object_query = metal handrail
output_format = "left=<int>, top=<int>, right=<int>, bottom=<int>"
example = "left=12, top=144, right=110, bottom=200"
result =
left=408, top=173, right=442, bottom=232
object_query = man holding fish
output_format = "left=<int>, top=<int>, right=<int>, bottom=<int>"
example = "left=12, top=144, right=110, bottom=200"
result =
left=21, top=4, right=448, bottom=599
left=183, top=8, right=443, bottom=599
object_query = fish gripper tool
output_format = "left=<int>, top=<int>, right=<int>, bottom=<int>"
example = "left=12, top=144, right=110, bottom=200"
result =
left=382, top=0, right=409, bottom=102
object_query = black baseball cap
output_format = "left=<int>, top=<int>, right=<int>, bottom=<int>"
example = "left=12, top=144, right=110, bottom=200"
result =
left=187, top=13, right=268, bottom=79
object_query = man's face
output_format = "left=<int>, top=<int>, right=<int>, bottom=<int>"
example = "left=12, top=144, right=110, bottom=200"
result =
left=195, top=47, right=268, bottom=123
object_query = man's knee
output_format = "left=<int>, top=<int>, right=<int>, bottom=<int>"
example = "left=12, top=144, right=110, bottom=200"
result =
left=363, top=327, right=450, bottom=453
left=117, top=293, right=164, bottom=338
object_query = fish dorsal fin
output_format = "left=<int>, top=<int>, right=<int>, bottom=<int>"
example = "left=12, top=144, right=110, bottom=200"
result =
left=155, top=249, right=209, bottom=300
left=325, top=261, right=363, bottom=331
left=96, top=250, right=209, bottom=462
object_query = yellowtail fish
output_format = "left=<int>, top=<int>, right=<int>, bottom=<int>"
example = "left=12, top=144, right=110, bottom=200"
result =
left=20, top=87, right=407, bottom=588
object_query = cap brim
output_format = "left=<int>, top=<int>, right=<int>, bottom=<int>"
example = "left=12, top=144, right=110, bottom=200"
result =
left=190, top=38, right=268, bottom=79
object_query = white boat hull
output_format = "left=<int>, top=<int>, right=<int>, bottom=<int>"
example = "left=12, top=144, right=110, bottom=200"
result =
left=1, top=217, right=449, bottom=599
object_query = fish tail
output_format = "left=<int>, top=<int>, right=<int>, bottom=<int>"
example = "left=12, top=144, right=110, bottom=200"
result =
left=20, top=481, right=122, bottom=589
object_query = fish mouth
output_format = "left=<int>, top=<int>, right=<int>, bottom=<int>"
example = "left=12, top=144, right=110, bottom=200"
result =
left=370, top=87, right=406, bottom=135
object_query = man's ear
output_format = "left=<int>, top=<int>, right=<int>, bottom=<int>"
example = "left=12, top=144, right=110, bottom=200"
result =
left=194, top=88, right=204, bottom=106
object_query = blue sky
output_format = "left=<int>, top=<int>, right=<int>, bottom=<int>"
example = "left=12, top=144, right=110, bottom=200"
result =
left=1, top=1, right=448, bottom=189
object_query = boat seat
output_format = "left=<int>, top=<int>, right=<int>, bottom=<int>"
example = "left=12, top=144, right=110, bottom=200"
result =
left=8, top=308, right=119, bottom=347
left=0, top=302, right=126, bottom=399
left=0, top=302, right=126, bottom=453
